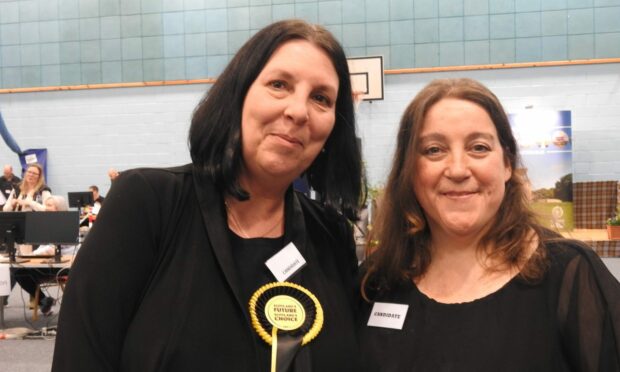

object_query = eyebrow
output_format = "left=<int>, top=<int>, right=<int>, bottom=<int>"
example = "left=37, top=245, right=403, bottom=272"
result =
left=418, top=131, right=497, bottom=143
left=265, top=68, right=338, bottom=97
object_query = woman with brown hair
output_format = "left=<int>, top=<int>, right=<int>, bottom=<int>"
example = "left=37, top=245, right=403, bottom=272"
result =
left=2, top=163, right=51, bottom=212
left=359, top=78, right=620, bottom=371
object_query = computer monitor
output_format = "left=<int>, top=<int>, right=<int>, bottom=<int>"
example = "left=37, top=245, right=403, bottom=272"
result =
left=68, top=191, right=94, bottom=208
left=26, top=211, right=79, bottom=263
left=0, top=211, right=79, bottom=263
left=25, top=211, right=79, bottom=244
left=0, top=212, right=26, bottom=263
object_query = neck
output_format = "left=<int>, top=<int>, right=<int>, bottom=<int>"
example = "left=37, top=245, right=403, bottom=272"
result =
left=416, top=229, right=527, bottom=304
left=225, top=194, right=285, bottom=239
left=238, top=167, right=293, bottom=200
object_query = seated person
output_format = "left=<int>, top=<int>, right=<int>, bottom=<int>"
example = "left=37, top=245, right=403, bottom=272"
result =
left=88, top=185, right=105, bottom=215
left=11, top=195, right=79, bottom=315
left=89, top=185, right=105, bottom=205
left=3, top=163, right=51, bottom=212
left=0, top=164, right=20, bottom=206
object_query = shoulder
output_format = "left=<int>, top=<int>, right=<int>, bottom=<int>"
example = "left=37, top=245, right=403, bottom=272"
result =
left=544, top=238, right=600, bottom=268
left=107, top=164, right=196, bottom=207
left=114, top=164, right=193, bottom=190
left=119, top=164, right=193, bottom=181
left=542, top=238, right=619, bottom=293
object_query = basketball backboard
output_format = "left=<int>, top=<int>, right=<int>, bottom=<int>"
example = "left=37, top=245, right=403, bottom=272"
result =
left=347, top=56, right=384, bottom=101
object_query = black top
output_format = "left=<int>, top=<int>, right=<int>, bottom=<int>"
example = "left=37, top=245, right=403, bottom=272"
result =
left=358, top=241, right=620, bottom=372
left=0, top=174, right=20, bottom=200
left=53, top=164, right=361, bottom=372
left=230, top=231, right=285, bottom=371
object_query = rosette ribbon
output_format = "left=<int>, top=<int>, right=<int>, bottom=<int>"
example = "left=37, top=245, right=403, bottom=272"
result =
left=249, top=282, right=323, bottom=372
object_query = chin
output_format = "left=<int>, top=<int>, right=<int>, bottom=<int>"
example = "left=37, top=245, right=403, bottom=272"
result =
left=442, top=220, right=479, bottom=235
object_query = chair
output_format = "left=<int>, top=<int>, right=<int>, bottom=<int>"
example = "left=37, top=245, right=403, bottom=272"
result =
left=32, top=274, right=68, bottom=321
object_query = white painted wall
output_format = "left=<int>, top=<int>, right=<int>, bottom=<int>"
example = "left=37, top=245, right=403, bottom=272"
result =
left=356, top=62, right=620, bottom=188
left=0, top=63, right=618, bottom=199
left=602, top=258, right=620, bottom=282
left=0, top=84, right=202, bottom=196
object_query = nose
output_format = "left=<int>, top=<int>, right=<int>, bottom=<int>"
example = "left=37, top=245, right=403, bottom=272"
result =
left=284, top=92, right=309, bottom=125
left=444, top=152, right=471, bottom=181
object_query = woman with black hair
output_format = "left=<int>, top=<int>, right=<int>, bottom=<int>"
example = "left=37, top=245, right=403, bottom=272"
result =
left=53, top=20, right=364, bottom=372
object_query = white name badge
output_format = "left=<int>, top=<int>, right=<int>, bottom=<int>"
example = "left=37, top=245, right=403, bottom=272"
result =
left=265, top=242, right=307, bottom=282
left=0, top=264, right=11, bottom=296
left=367, top=302, right=409, bottom=330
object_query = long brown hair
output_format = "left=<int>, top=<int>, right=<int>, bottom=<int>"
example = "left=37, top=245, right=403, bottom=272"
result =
left=362, top=78, right=548, bottom=298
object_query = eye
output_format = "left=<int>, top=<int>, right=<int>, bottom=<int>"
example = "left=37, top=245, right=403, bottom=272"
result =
left=422, top=145, right=444, bottom=156
left=269, top=80, right=287, bottom=90
left=312, top=93, right=333, bottom=107
left=471, top=143, right=491, bottom=153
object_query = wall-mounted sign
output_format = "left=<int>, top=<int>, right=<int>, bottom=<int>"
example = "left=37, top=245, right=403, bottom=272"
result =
left=509, top=110, right=573, bottom=230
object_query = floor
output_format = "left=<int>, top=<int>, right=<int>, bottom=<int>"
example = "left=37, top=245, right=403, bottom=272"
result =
left=1, top=284, right=59, bottom=372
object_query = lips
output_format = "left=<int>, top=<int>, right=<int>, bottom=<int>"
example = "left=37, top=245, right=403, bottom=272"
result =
left=272, top=133, right=303, bottom=147
left=442, top=191, right=477, bottom=198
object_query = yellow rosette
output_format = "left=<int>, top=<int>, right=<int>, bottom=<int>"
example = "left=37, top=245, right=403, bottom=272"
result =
left=249, top=282, right=323, bottom=372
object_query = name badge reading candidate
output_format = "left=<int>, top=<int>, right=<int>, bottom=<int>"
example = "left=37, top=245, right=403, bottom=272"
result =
left=367, top=302, right=409, bottom=330
left=249, top=282, right=323, bottom=372
left=265, top=242, right=306, bottom=282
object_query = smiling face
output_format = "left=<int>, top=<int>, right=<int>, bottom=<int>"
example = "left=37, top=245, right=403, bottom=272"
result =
left=24, top=165, right=41, bottom=187
left=240, top=39, right=339, bottom=189
left=413, top=98, right=512, bottom=240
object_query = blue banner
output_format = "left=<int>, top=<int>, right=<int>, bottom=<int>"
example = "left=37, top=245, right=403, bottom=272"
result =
left=19, top=149, right=48, bottom=180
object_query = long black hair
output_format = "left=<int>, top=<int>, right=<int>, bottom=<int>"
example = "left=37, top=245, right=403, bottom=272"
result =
left=188, top=19, right=364, bottom=219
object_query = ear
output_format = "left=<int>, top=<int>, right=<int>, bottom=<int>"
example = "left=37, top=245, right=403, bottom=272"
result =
left=504, top=162, right=512, bottom=183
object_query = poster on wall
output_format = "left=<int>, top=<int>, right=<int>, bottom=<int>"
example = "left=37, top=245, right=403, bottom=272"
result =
left=509, top=110, right=572, bottom=231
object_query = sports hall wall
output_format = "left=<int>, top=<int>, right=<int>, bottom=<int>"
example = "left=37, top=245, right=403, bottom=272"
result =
left=0, top=0, right=619, bottom=197
left=1, top=61, right=618, bottom=197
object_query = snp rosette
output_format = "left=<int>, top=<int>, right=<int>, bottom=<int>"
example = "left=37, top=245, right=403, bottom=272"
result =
left=249, top=282, right=323, bottom=372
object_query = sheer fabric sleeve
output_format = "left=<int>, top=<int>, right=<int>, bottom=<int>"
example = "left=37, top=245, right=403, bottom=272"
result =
left=557, top=243, right=620, bottom=372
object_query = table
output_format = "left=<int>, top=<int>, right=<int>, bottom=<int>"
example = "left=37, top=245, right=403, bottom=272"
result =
left=561, top=229, right=620, bottom=257
left=0, top=256, right=73, bottom=328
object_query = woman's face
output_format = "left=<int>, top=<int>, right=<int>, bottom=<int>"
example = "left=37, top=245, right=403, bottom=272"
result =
left=24, top=166, right=41, bottom=187
left=413, top=98, right=512, bottom=240
left=240, top=39, right=339, bottom=187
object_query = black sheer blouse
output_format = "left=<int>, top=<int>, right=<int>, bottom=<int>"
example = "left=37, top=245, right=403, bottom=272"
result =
left=359, top=240, right=620, bottom=372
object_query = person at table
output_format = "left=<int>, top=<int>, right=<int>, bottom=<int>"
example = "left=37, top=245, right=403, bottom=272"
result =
left=89, top=185, right=105, bottom=205
left=359, top=78, right=620, bottom=371
left=88, top=185, right=105, bottom=215
left=11, top=195, right=77, bottom=316
left=2, top=163, right=51, bottom=211
left=0, top=164, right=21, bottom=203
left=53, top=19, right=364, bottom=372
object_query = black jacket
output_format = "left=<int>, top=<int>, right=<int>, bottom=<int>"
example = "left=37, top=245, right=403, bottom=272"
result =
left=53, top=164, right=361, bottom=371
